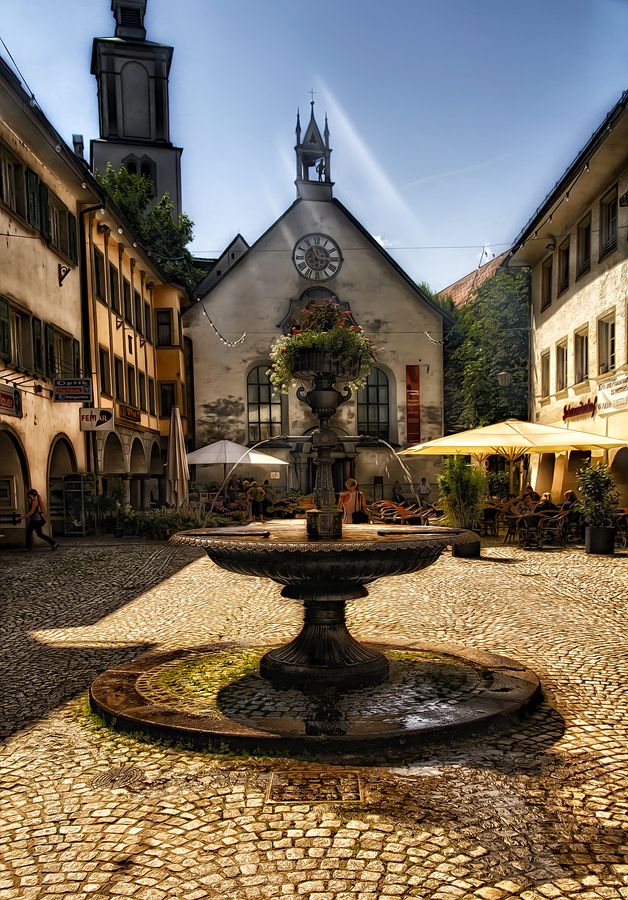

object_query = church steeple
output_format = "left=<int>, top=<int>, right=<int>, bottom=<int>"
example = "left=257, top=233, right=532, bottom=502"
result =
left=90, top=0, right=182, bottom=215
left=295, top=99, right=333, bottom=200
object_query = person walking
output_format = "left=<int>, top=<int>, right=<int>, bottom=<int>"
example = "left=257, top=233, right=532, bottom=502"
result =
left=22, top=489, right=58, bottom=551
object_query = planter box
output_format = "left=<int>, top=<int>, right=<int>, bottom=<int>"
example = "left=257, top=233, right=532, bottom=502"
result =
left=584, top=526, right=616, bottom=555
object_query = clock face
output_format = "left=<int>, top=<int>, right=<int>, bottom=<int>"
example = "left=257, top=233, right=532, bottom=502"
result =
left=292, top=233, right=342, bottom=281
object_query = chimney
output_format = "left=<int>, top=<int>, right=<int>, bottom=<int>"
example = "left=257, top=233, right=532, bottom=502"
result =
left=72, top=134, right=85, bottom=158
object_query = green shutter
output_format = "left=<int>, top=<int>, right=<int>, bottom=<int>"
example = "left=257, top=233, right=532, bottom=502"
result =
left=26, top=169, right=41, bottom=230
left=39, top=183, right=50, bottom=240
left=68, top=212, right=78, bottom=263
left=45, top=323, right=55, bottom=378
left=32, top=318, right=43, bottom=372
left=0, top=298, right=10, bottom=360
left=72, top=338, right=81, bottom=376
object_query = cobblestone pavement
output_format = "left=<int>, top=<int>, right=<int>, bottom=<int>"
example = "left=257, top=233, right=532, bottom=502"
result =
left=1, top=539, right=627, bottom=900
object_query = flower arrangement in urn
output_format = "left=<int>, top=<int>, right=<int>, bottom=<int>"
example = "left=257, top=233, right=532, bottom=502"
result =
left=268, top=298, right=377, bottom=394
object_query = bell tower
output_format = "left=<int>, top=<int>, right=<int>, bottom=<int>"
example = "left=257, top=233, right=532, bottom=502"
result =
left=90, top=0, right=182, bottom=215
left=295, top=100, right=333, bottom=201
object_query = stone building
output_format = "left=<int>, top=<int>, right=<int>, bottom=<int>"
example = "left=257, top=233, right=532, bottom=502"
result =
left=0, top=58, right=93, bottom=541
left=507, top=90, right=628, bottom=501
left=90, top=0, right=182, bottom=215
left=184, top=105, right=447, bottom=499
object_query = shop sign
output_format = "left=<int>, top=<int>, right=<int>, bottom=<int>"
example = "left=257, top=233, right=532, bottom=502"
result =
left=562, top=396, right=596, bottom=421
left=79, top=408, right=115, bottom=432
left=117, top=402, right=141, bottom=424
left=53, top=378, right=92, bottom=402
left=598, top=373, right=628, bottom=417
left=0, top=382, right=22, bottom=418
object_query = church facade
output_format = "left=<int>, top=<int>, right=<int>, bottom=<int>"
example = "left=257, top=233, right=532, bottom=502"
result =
left=184, top=106, right=447, bottom=499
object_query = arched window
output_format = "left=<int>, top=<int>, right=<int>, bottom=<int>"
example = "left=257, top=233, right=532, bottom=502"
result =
left=357, top=368, right=389, bottom=440
left=247, top=366, right=282, bottom=442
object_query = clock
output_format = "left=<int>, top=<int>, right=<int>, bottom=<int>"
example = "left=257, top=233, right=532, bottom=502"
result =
left=292, top=233, right=342, bottom=281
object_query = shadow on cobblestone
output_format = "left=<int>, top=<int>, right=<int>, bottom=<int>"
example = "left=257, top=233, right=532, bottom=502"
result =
left=0, top=543, right=202, bottom=741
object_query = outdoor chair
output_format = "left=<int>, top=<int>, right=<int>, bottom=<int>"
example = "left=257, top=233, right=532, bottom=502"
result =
left=537, top=512, right=569, bottom=549
left=500, top=512, right=520, bottom=544
left=481, top=507, right=499, bottom=537
left=516, top=513, right=543, bottom=549
left=615, top=513, right=628, bottom=549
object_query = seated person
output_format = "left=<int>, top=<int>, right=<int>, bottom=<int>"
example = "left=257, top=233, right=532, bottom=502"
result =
left=533, top=492, right=558, bottom=513
left=524, top=484, right=541, bottom=502
left=392, top=480, right=406, bottom=504
left=561, top=490, right=577, bottom=511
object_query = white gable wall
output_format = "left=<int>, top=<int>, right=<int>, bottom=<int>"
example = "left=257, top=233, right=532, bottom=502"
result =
left=184, top=198, right=444, bottom=495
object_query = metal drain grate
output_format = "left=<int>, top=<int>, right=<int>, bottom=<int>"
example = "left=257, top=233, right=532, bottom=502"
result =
left=91, top=766, right=146, bottom=790
left=265, top=770, right=364, bottom=804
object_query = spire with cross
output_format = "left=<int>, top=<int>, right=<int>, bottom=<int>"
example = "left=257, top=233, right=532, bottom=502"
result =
left=294, top=93, right=333, bottom=198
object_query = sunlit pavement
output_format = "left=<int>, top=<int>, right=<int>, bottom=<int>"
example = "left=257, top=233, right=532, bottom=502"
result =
left=1, top=538, right=627, bottom=900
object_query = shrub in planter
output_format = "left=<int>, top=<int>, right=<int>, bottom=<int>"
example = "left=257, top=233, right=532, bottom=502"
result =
left=575, top=462, right=619, bottom=554
left=438, top=457, right=484, bottom=557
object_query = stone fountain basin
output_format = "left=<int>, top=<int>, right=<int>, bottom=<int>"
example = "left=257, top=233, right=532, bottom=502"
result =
left=170, top=522, right=479, bottom=589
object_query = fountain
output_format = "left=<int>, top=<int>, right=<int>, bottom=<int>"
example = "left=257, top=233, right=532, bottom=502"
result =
left=90, top=335, right=541, bottom=751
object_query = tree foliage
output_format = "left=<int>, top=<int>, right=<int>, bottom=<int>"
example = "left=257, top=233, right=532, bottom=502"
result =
left=432, top=268, right=530, bottom=433
left=95, top=163, right=203, bottom=294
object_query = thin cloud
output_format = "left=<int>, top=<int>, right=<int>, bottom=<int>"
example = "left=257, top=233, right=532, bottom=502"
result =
left=404, top=153, right=510, bottom=190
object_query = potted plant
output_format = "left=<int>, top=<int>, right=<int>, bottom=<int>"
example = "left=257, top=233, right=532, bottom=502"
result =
left=575, top=462, right=619, bottom=555
left=438, top=456, right=484, bottom=557
left=268, top=298, right=377, bottom=394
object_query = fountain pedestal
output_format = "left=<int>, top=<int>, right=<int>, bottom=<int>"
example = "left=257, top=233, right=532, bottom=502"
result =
left=260, top=583, right=389, bottom=688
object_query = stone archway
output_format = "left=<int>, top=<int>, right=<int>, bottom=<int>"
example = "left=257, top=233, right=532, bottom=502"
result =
left=129, top=438, right=148, bottom=509
left=102, top=432, right=127, bottom=475
left=146, top=441, right=164, bottom=507
left=0, top=427, right=29, bottom=545
left=47, top=435, right=78, bottom=536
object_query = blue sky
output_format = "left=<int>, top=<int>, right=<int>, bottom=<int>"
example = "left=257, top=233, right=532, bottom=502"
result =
left=2, top=0, right=627, bottom=290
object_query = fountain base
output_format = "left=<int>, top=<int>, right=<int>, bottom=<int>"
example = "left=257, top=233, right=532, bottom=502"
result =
left=89, top=640, right=541, bottom=753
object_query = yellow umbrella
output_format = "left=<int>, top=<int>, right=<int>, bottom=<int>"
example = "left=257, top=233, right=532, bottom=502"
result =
left=399, top=419, right=625, bottom=491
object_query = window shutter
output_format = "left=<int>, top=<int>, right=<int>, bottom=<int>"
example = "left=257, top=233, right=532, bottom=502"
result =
left=39, top=183, right=50, bottom=241
left=45, top=323, right=55, bottom=378
left=32, top=318, right=43, bottom=372
left=68, top=212, right=78, bottom=263
left=26, top=169, right=41, bottom=230
left=0, top=298, right=10, bottom=360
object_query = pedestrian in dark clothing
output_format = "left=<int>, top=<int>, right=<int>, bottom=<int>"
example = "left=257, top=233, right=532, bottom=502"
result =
left=22, top=489, right=58, bottom=550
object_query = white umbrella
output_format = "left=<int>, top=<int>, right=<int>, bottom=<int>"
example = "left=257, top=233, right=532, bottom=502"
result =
left=186, top=439, right=288, bottom=482
left=165, top=406, right=189, bottom=507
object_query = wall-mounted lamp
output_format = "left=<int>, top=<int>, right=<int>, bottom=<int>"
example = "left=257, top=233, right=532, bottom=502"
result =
left=117, top=227, right=123, bottom=235
left=496, top=371, right=512, bottom=387
left=146, top=282, right=154, bottom=290
left=545, top=234, right=557, bottom=252
left=97, top=223, right=110, bottom=235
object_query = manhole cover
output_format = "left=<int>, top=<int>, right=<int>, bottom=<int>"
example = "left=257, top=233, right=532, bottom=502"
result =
left=91, top=766, right=146, bottom=790
left=266, top=770, right=363, bottom=803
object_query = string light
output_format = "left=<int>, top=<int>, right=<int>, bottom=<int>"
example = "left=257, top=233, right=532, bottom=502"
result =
left=199, top=300, right=246, bottom=347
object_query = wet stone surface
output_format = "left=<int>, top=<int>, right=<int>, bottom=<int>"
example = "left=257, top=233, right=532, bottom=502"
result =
left=0, top=538, right=627, bottom=899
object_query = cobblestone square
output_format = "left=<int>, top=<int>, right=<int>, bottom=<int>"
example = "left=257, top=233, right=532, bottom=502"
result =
left=1, top=540, right=627, bottom=899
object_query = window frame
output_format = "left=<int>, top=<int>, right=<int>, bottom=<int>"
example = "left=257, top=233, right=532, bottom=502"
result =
left=598, top=314, right=616, bottom=376
left=540, top=350, right=550, bottom=399
left=99, top=345, right=112, bottom=396
left=94, top=248, right=106, bottom=302
left=114, top=355, right=125, bottom=401
left=159, top=380, right=177, bottom=418
left=555, top=340, right=568, bottom=393
left=540, top=255, right=553, bottom=311
left=148, top=376, right=156, bottom=415
left=574, top=329, right=589, bottom=385
left=599, top=185, right=618, bottom=259
left=156, top=309, right=173, bottom=347
left=138, top=371, right=147, bottom=411
left=357, top=367, right=390, bottom=441
left=109, top=263, right=121, bottom=314
left=557, top=238, right=570, bottom=295
left=576, top=213, right=592, bottom=277
left=126, top=363, right=137, bottom=408
left=246, top=365, right=283, bottom=442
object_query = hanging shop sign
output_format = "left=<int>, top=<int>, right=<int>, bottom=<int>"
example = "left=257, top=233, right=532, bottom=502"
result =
left=79, top=408, right=115, bottom=432
left=53, top=378, right=92, bottom=403
left=116, top=402, right=141, bottom=424
left=0, top=382, right=22, bottom=417
left=598, top=373, right=628, bottom=417
left=562, top=396, right=597, bottom=421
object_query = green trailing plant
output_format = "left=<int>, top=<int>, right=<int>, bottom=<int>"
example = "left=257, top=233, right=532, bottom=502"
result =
left=438, top=456, right=485, bottom=530
left=575, top=462, right=619, bottom=528
left=268, top=299, right=377, bottom=394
